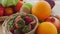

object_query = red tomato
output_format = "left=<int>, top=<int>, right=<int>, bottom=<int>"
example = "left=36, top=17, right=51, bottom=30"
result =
left=14, top=1, right=23, bottom=12
left=45, top=16, right=60, bottom=30
left=5, top=7, right=13, bottom=16
left=0, top=4, right=4, bottom=16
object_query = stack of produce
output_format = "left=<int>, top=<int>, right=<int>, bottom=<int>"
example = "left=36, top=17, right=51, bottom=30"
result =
left=0, top=0, right=23, bottom=16
left=0, top=0, right=24, bottom=21
left=2, top=0, right=60, bottom=34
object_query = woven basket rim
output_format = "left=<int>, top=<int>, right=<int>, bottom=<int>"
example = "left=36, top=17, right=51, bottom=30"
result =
left=0, top=13, right=19, bottom=22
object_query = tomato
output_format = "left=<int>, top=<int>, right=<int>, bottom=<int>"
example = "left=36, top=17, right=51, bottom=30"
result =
left=45, top=16, right=60, bottom=30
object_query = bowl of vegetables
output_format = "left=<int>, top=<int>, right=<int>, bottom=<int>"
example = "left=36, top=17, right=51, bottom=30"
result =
left=2, top=13, right=38, bottom=34
left=0, top=0, right=23, bottom=22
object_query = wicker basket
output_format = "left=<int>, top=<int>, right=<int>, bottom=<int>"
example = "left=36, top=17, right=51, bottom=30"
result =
left=0, top=13, right=20, bottom=22
left=0, top=16, right=8, bottom=22
left=2, top=13, right=38, bottom=34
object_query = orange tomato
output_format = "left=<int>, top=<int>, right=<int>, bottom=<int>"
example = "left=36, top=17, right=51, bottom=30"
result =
left=5, top=7, right=13, bottom=16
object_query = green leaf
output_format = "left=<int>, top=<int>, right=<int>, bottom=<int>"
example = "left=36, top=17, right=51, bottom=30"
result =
left=1, top=0, right=19, bottom=7
left=9, top=19, right=14, bottom=28
left=14, top=29, right=22, bottom=34
left=0, top=0, right=2, bottom=4
left=23, top=26, right=30, bottom=33
left=1, top=0, right=7, bottom=6
left=39, top=20, right=44, bottom=23
left=18, top=20, right=25, bottom=27
left=20, top=14, right=25, bottom=19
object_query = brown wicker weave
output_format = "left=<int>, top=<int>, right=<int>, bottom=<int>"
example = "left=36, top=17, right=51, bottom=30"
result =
left=0, top=13, right=19, bottom=22
left=0, top=16, right=8, bottom=22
